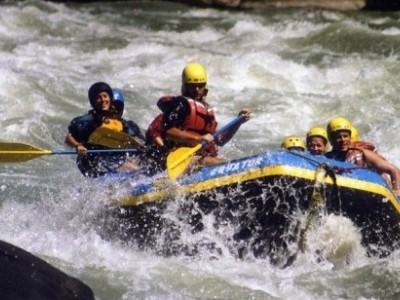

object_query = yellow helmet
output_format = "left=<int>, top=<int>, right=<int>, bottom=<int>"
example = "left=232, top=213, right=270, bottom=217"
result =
left=182, top=63, right=207, bottom=84
left=327, top=117, right=352, bottom=140
left=306, top=127, right=328, bottom=144
left=281, top=136, right=306, bottom=151
left=350, top=125, right=359, bottom=143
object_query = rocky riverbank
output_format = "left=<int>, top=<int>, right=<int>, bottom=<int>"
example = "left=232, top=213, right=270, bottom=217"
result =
left=172, top=0, right=400, bottom=10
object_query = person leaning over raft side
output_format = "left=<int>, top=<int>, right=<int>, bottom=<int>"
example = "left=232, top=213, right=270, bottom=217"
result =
left=281, top=135, right=306, bottom=152
left=65, top=82, right=144, bottom=178
left=325, top=117, right=400, bottom=197
left=349, top=124, right=400, bottom=188
left=145, top=62, right=251, bottom=172
left=306, top=127, right=329, bottom=155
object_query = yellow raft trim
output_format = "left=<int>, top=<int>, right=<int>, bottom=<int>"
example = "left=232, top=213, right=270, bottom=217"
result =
left=113, top=165, right=400, bottom=213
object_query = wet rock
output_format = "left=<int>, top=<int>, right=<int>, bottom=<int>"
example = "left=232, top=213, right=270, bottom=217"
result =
left=0, top=240, right=94, bottom=300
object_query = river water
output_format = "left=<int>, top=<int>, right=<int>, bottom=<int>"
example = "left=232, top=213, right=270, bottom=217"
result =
left=1, top=1, right=400, bottom=299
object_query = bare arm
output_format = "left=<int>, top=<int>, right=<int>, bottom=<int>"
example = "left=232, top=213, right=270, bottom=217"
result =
left=215, top=108, right=252, bottom=146
left=363, top=149, right=400, bottom=195
left=65, top=133, right=87, bottom=155
left=166, top=127, right=213, bottom=145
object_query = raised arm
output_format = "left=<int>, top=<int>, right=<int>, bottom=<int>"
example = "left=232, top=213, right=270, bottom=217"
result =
left=215, top=108, right=251, bottom=146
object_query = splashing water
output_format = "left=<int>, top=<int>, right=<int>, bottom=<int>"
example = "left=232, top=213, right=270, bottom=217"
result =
left=2, top=1, right=400, bottom=299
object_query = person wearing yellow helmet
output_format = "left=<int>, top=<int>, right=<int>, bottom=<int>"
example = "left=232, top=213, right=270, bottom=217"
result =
left=281, top=136, right=306, bottom=151
left=348, top=125, right=377, bottom=153
left=325, top=117, right=400, bottom=197
left=325, top=117, right=352, bottom=161
left=146, top=67, right=210, bottom=150
left=306, top=127, right=328, bottom=155
left=348, top=124, right=400, bottom=189
left=145, top=62, right=251, bottom=172
left=181, top=63, right=208, bottom=100
left=350, top=125, right=359, bottom=143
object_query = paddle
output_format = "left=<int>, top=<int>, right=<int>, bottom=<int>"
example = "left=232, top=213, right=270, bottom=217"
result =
left=166, top=115, right=245, bottom=180
left=0, top=142, right=139, bottom=163
left=88, top=127, right=145, bottom=149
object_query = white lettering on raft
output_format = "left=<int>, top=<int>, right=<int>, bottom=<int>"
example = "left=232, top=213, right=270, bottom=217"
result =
left=209, top=156, right=264, bottom=177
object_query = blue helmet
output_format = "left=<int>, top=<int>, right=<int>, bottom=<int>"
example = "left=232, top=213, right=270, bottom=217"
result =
left=112, top=88, right=125, bottom=116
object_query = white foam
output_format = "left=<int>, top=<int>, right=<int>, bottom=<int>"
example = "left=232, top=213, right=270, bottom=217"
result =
left=303, top=214, right=365, bottom=268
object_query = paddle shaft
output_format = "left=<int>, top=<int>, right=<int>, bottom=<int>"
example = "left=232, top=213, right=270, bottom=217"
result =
left=0, top=149, right=139, bottom=155
left=54, top=149, right=138, bottom=155
left=205, top=115, right=244, bottom=145
left=0, top=141, right=140, bottom=163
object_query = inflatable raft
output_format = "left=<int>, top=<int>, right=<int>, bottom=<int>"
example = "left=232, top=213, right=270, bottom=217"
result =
left=100, top=150, right=400, bottom=266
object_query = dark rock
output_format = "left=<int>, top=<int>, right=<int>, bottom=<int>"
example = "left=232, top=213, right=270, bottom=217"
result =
left=0, top=240, right=94, bottom=300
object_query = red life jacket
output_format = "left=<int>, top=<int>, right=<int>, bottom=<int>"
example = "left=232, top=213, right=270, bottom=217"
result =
left=148, top=96, right=219, bottom=156
left=156, top=96, right=218, bottom=135
left=182, top=99, right=217, bottom=135
left=351, top=141, right=376, bottom=152
left=99, top=118, right=123, bottom=132
left=180, top=99, right=218, bottom=156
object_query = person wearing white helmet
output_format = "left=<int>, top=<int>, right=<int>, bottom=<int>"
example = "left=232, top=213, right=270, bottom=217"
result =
left=145, top=62, right=251, bottom=172
left=325, top=117, right=400, bottom=196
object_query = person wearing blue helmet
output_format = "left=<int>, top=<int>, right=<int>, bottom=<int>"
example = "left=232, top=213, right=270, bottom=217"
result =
left=112, top=88, right=125, bottom=117
left=65, top=82, right=144, bottom=178
left=112, top=88, right=145, bottom=141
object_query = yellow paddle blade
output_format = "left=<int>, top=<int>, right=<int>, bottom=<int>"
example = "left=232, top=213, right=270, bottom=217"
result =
left=0, top=142, right=51, bottom=163
left=167, top=144, right=202, bottom=180
left=165, top=116, right=245, bottom=180
left=88, top=127, right=145, bottom=149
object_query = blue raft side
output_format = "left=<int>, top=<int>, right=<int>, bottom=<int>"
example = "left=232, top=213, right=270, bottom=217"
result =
left=104, top=150, right=394, bottom=198
left=179, top=150, right=389, bottom=186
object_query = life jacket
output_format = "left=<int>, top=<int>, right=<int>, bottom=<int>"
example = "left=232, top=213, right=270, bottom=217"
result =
left=157, top=96, right=218, bottom=135
left=123, top=119, right=145, bottom=141
left=175, top=98, right=217, bottom=157
left=150, top=96, right=218, bottom=156
left=351, top=141, right=376, bottom=152
left=99, top=117, right=123, bottom=132
left=181, top=99, right=217, bottom=135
